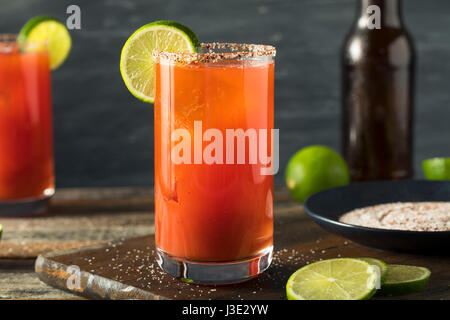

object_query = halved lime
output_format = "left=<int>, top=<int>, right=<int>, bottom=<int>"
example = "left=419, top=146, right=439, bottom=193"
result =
left=286, top=258, right=378, bottom=300
left=18, top=16, right=72, bottom=70
left=423, top=158, right=450, bottom=180
left=379, top=265, right=431, bottom=296
left=120, top=21, right=200, bottom=103
left=358, top=257, right=388, bottom=285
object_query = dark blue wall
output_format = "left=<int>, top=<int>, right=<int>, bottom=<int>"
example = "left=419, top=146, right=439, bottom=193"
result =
left=1, top=0, right=449, bottom=187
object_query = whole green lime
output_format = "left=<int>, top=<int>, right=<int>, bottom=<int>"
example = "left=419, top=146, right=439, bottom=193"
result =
left=285, top=145, right=350, bottom=203
left=422, top=158, right=450, bottom=180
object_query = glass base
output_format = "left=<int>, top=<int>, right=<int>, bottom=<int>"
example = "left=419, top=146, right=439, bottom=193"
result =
left=0, top=193, right=53, bottom=216
left=156, top=246, right=273, bottom=285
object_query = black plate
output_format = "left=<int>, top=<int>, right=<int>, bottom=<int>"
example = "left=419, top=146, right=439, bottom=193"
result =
left=303, top=180, right=450, bottom=254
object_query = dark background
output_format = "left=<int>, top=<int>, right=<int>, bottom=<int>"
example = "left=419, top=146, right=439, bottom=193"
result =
left=1, top=0, right=449, bottom=187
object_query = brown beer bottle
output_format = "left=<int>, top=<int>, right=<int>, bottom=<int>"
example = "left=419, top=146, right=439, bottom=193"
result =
left=341, top=0, right=415, bottom=181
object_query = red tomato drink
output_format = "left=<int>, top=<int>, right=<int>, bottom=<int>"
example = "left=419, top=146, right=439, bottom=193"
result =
left=154, top=43, right=276, bottom=284
left=0, top=35, right=54, bottom=214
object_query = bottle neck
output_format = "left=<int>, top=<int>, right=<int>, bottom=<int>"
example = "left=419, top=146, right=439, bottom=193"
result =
left=357, top=0, right=402, bottom=28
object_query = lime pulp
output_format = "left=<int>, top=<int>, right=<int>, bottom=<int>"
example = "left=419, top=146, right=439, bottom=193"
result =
left=286, top=258, right=378, bottom=300
left=378, top=265, right=431, bottom=296
left=119, top=20, right=200, bottom=103
left=18, top=16, right=71, bottom=70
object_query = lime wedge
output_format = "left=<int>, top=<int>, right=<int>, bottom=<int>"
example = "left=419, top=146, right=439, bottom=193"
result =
left=18, top=16, right=71, bottom=70
left=379, top=265, right=431, bottom=296
left=286, top=258, right=378, bottom=300
left=358, top=257, right=388, bottom=285
left=120, top=20, right=200, bottom=103
left=423, top=158, right=450, bottom=180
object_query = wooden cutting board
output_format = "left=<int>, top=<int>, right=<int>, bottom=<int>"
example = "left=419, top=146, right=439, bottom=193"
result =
left=35, top=211, right=450, bottom=300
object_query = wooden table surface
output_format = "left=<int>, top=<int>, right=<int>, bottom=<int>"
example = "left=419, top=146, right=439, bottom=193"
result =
left=0, top=187, right=448, bottom=300
left=0, top=187, right=296, bottom=299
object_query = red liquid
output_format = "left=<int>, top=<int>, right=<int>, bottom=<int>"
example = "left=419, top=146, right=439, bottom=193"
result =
left=154, top=60, right=274, bottom=262
left=0, top=47, right=54, bottom=200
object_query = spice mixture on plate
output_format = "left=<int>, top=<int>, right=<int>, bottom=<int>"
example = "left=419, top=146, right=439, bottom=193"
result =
left=339, top=202, right=450, bottom=232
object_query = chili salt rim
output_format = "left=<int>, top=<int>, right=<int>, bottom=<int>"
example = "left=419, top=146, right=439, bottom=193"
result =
left=0, top=34, right=18, bottom=53
left=0, top=34, right=18, bottom=42
left=0, top=33, right=48, bottom=54
left=153, top=42, right=276, bottom=64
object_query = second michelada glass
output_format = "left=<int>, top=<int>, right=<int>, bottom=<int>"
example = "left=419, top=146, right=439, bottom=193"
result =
left=153, top=43, right=276, bottom=284
left=0, top=35, right=54, bottom=215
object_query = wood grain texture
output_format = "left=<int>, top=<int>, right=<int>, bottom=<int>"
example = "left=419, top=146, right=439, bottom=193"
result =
left=0, top=187, right=291, bottom=258
left=0, top=187, right=448, bottom=299
left=0, top=259, right=81, bottom=299
left=35, top=204, right=450, bottom=300
left=0, top=188, right=156, bottom=258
